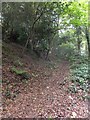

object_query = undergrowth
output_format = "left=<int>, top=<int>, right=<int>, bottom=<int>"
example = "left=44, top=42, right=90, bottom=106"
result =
left=11, top=67, right=31, bottom=80
left=69, top=55, right=89, bottom=94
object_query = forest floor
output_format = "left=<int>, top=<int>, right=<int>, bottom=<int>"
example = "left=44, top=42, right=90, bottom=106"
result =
left=2, top=42, right=88, bottom=118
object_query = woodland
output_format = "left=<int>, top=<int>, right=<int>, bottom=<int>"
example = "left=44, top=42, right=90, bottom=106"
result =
left=1, top=1, right=90, bottom=118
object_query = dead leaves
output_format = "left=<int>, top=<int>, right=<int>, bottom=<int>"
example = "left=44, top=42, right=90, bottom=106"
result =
left=2, top=43, right=88, bottom=118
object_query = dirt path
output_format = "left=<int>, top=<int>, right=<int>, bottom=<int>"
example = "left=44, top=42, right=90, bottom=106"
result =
left=2, top=60, right=88, bottom=118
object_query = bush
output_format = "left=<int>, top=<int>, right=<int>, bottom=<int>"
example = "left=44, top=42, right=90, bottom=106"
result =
left=70, top=55, right=89, bottom=92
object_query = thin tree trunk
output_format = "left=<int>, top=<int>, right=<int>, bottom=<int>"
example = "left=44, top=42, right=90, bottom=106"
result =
left=22, top=4, right=47, bottom=55
left=22, top=35, right=30, bottom=56
left=77, top=35, right=81, bottom=55
left=76, top=27, right=81, bottom=55
left=85, top=27, right=90, bottom=57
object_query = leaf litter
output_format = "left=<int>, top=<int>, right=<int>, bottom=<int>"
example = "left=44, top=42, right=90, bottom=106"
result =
left=2, top=43, right=88, bottom=118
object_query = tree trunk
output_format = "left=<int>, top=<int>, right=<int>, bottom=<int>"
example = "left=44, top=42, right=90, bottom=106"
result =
left=76, top=27, right=81, bottom=55
left=85, top=27, right=90, bottom=57
left=22, top=4, right=47, bottom=55
left=77, top=35, right=81, bottom=55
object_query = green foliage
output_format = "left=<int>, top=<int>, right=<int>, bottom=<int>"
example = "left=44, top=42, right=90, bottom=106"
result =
left=11, top=67, right=31, bottom=80
left=2, top=2, right=71, bottom=58
left=2, top=1, right=89, bottom=58
left=11, top=67, right=26, bottom=75
left=67, top=2, right=88, bottom=26
left=56, top=43, right=75, bottom=59
left=70, top=55, right=89, bottom=92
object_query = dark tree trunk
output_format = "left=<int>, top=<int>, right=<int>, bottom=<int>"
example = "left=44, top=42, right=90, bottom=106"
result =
left=44, top=49, right=50, bottom=60
left=77, top=35, right=81, bottom=55
left=85, top=27, right=90, bottom=57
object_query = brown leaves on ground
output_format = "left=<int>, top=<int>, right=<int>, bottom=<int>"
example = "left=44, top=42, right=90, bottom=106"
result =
left=2, top=43, right=88, bottom=118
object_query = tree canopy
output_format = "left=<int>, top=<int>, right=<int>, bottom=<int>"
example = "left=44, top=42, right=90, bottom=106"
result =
left=2, top=1, right=89, bottom=58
